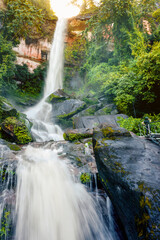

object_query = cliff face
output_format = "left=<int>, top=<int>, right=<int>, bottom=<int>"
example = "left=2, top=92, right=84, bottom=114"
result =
left=93, top=124, right=160, bottom=240
left=13, top=39, right=51, bottom=61
left=13, top=16, right=90, bottom=71
left=13, top=39, right=51, bottom=72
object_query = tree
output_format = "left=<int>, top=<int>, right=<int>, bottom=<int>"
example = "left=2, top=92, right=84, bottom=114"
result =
left=1, top=0, right=45, bottom=44
left=0, top=34, right=16, bottom=94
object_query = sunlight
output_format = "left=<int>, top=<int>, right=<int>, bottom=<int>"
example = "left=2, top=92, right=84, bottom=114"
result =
left=50, top=0, right=81, bottom=18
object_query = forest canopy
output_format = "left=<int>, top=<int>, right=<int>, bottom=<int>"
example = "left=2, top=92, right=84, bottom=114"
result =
left=65, top=0, right=160, bottom=116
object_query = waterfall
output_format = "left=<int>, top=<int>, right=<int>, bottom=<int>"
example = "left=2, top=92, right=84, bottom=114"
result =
left=0, top=16, right=123, bottom=240
left=15, top=146, right=114, bottom=240
left=44, top=18, right=67, bottom=97
left=25, top=18, right=67, bottom=142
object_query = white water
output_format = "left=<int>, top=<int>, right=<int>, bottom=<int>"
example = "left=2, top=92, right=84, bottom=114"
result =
left=15, top=146, right=114, bottom=240
left=25, top=18, right=67, bottom=142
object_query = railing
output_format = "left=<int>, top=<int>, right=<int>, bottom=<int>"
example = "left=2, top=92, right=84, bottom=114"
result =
left=138, top=121, right=160, bottom=145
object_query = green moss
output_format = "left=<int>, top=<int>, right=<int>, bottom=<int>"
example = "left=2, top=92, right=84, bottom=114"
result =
left=102, top=126, right=115, bottom=137
left=0, top=209, right=11, bottom=238
left=58, top=103, right=86, bottom=120
left=75, top=157, right=83, bottom=167
left=7, top=143, right=21, bottom=151
left=47, top=94, right=66, bottom=103
left=2, top=117, right=32, bottom=144
left=85, top=108, right=95, bottom=115
left=94, top=140, right=102, bottom=150
left=0, top=96, right=18, bottom=122
left=63, top=132, right=91, bottom=141
left=80, top=173, right=91, bottom=183
left=135, top=213, right=150, bottom=239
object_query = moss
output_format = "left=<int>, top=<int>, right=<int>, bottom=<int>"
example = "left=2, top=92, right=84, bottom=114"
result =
left=58, top=103, right=86, bottom=120
left=80, top=173, right=91, bottom=184
left=47, top=94, right=66, bottom=103
left=75, top=157, right=83, bottom=167
left=135, top=213, right=150, bottom=239
left=0, top=96, right=18, bottom=122
left=7, top=143, right=21, bottom=151
left=102, top=126, right=115, bottom=137
left=93, top=140, right=102, bottom=150
left=63, top=132, right=91, bottom=141
left=85, top=107, right=95, bottom=115
left=2, top=117, right=32, bottom=144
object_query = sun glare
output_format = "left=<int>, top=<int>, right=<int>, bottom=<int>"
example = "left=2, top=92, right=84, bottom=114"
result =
left=50, top=0, right=81, bottom=18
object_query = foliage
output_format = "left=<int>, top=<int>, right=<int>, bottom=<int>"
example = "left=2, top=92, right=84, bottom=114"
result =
left=80, top=173, right=91, bottom=184
left=2, top=116, right=32, bottom=144
left=30, top=0, right=54, bottom=17
left=118, top=115, right=160, bottom=135
left=0, top=0, right=57, bottom=44
left=117, top=116, right=142, bottom=135
left=71, top=0, right=98, bottom=14
left=14, top=62, right=47, bottom=95
left=65, top=37, right=87, bottom=68
left=0, top=34, right=15, bottom=94
left=1, top=0, right=45, bottom=44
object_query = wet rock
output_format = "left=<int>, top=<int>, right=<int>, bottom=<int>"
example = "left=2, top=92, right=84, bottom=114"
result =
left=46, top=89, right=70, bottom=103
left=1, top=117, right=32, bottom=144
left=93, top=124, right=160, bottom=240
left=0, top=96, right=19, bottom=122
left=51, top=99, right=86, bottom=121
left=30, top=139, right=97, bottom=174
left=0, top=139, right=17, bottom=162
left=63, top=128, right=93, bottom=141
left=73, top=114, right=128, bottom=129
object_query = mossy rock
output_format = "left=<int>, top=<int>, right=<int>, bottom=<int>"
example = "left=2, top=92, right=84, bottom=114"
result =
left=46, top=89, right=70, bottom=104
left=63, top=128, right=93, bottom=141
left=0, top=96, right=19, bottom=122
left=57, top=102, right=86, bottom=120
left=7, top=143, right=21, bottom=151
left=1, top=117, right=32, bottom=144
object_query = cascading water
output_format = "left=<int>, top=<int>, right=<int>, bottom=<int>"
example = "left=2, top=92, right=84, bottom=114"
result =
left=0, top=15, right=123, bottom=240
left=25, top=18, right=67, bottom=142
left=15, top=146, right=115, bottom=240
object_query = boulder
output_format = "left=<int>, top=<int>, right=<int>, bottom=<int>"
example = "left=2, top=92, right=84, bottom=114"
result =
left=46, top=89, right=70, bottom=104
left=94, top=104, right=118, bottom=116
left=0, top=96, right=19, bottom=123
left=73, top=103, right=103, bottom=118
left=63, top=128, right=93, bottom=141
left=73, top=114, right=128, bottom=129
left=30, top=139, right=97, bottom=174
left=93, top=123, right=160, bottom=240
left=51, top=99, right=86, bottom=120
left=1, top=117, right=32, bottom=144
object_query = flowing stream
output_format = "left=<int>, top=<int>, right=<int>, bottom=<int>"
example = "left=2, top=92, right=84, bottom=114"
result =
left=0, top=17, right=123, bottom=240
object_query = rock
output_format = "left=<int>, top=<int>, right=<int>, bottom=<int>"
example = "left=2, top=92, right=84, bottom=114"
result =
left=63, top=128, right=93, bottom=141
left=0, top=96, right=19, bottom=122
left=94, top=104, right=117, bottom=116
left=46, top=89, right=70, bottom=103
left=73, top=103, right=103, bottom=118
left=1, top=117, right=32, bottom=144
left=30, top=139, right=97, bottom=174
left=93, top=124, right=160, bottom=240
left=0, top=139, right=17, bottom=162
left=73, top=114, right=128, bottom=129
left=51, top=99, right=86, bottom=120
